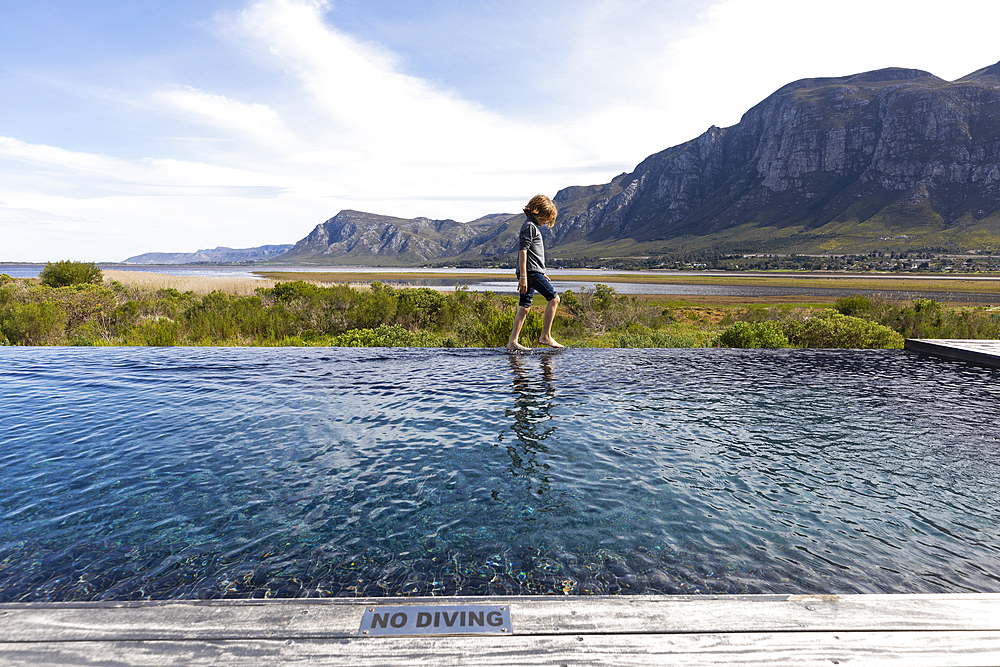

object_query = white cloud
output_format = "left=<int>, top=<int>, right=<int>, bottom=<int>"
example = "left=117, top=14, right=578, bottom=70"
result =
left=229, top=0, right=591, bottom=182
left=0, top=136, right=122, bottom=177
left=0, top=136, right=295, bottom=189
left=154, top=86, right=300, bottom=149
left=658, top=0, right=1000, bottom=139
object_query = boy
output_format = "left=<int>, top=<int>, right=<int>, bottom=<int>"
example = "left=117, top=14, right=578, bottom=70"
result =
left=506, top=194, right=564, bottom=351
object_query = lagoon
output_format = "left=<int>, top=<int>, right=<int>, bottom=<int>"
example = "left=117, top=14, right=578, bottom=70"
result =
left=1, top=347, right=998, bottom=601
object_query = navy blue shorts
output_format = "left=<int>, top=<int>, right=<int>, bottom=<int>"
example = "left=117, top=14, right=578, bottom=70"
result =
left=518, top=272, right=557, bottom=308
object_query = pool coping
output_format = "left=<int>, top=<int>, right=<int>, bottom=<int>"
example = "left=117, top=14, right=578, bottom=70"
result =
left=2, top=593, right=999, bottom=665
left=905, top=338, right=1000, bottom=368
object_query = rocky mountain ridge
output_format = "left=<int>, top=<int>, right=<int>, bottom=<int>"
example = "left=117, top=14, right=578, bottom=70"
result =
left=123, top=245, right=293, bottom=265
left=275, top=210, right=515, bottom=265
left=539, top=62, right=1000, bottom=256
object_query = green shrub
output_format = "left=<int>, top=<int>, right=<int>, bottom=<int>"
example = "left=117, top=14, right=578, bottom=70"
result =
left=521, top=311, right=543, bottom=345
left=559, top=289, right=581, bottom=314
left=783, top=311, right=903, bottom=349
left=127, top=317, right=179, bottom=346
left=329, top=324, right=436, bottom=347
left=353, top=282, right=397, bottom=329
left=590, top=284, right=617, bottom=311
left=181, top=292, right=294, bottom=343
left=869, top=298, right=1000, bottom=339
left=477, top=309, right=515, bottom=347
left=39, top=261, right=103, bottom=287
left=715, top=321, right=789, bottom=348
left=44, top=283, right=117, bottom=333
left=0, top=301, right=66, bottom=345
left=69, top=321, right=109, bottom=346
left=267, top=280, right=325, bottom=304
left=395, top=287, right=454, bottom=331
left=565, top=284, right=660, bottom=333
left=834, top=294, right=876, bottom=318
left=475, top=307, right=541, bottom=347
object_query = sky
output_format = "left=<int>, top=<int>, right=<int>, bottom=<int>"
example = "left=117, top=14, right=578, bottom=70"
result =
left=1, top=0, right=999, bottom=262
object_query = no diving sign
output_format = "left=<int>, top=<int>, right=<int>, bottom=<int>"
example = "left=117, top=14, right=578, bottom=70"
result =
left=359, top=605, right=512, bottom=636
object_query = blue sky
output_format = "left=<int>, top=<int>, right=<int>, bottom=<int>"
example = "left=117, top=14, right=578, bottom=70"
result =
left=2, top=0, right=999, bottom=262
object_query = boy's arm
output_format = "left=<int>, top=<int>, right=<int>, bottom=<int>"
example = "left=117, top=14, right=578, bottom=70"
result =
left=518, top=248, right=528, bottom=293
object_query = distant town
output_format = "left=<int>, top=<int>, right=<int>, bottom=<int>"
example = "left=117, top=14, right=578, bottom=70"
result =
left=443, top=250, right=1000, bottom=274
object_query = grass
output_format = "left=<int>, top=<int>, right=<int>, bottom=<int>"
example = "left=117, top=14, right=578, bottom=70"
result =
left=104, top=270, right=277, bottom=296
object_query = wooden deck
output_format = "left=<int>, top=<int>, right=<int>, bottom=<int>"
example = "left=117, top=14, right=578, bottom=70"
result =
left=2, top=594, right=999, bottom=665
left=905, top=338, right=1000, bottom=368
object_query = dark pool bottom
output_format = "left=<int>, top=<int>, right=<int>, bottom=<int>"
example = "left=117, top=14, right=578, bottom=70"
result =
left=1, top=347, right=999, bottom=601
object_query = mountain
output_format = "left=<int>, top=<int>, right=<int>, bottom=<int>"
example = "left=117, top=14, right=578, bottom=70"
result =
left=277, top=61, right=1000, bottom=265
left=544, top=63, right=1000, bottom=257
left=272, top=211, right=518, bottom=265
left=123, top=245, right=293, bottom=265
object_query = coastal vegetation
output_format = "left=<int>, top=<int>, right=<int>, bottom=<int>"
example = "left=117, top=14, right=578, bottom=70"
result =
left=39, top=260, right=104, bottom=288
left=1, top=266, right=998, bottom=349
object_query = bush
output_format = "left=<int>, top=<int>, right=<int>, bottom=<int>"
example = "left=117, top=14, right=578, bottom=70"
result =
left=783, top=311, right=903, bottom=349
left=181, top=292, right=296, bottom=343
left=715, top=321, right=789, bottom=348
left=565, top=284, right=659, bottom=333
left=353, top=282, right=397, bottom=329
left=0, top=301, right=66, bottom=345
left=259, top=280, right=355, bottom=334
left=39, top=261, right=103, bottom=287
left=869, top=298, right=1000, bottom=339
left=395, top=287, right=454, bottom=331
left=834, top=294, right=875, bottom=319
left=267, top=280, right=325, bottom=304
left=128, top=317, right=179, bottom=346
left=475, top=307, right=542, bottom=347
left=476, top=308, right=514, bottom=347
left=329, top=324, right=436, bottom=347
left=45, top=283, right=117, bottom=333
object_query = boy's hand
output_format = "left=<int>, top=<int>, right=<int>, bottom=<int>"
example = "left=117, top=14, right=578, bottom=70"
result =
left=518, top=277, right=528, bottom=293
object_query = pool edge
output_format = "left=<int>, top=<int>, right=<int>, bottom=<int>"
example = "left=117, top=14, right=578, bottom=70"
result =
left=3, top=594, right=999, bottom=665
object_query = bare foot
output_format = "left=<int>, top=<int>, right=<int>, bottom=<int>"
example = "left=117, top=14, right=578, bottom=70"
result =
left=538, top=337, right=564, bottom=349
left=506, top=342, right=531, bottom=352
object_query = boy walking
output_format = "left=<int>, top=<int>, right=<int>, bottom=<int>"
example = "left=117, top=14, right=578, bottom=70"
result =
left=507, top=194, right=564, bottom=351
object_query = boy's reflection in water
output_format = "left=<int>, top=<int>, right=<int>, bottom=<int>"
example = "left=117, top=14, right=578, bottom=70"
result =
left=501, top=353, right=564, bottom=507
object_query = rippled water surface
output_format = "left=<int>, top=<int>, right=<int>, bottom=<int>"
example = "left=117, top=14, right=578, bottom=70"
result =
left=2, top=347, right=999, bottom=601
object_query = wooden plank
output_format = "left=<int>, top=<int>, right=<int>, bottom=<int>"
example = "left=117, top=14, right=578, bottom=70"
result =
left=2, top=631, right=999, bottom=667
left=2, top=594, right=999, bottom=642
left=905, top=338, right=1000, bottom=367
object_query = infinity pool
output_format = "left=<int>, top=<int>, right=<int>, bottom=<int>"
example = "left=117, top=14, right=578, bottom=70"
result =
left=1, top=347, right=998, bottom=601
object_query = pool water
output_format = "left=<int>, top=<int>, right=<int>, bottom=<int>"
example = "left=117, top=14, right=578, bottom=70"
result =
left=1, top=347, right=998, bottom=601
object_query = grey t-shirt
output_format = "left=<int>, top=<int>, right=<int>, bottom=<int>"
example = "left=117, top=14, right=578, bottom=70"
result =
left=518, top=219, right=545, bottom=274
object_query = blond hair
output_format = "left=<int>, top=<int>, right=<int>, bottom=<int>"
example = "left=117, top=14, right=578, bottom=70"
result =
left=523, top=194, right=557, bottom=228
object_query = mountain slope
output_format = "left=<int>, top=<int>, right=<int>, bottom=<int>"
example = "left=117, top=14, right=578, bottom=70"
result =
left=546, top=64, right=1000, bottom=255
left=273, top=210, right=520, bottom=265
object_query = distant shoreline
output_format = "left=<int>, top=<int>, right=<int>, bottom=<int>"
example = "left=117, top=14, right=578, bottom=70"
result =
left=256, top=270, right=1000, bottom=294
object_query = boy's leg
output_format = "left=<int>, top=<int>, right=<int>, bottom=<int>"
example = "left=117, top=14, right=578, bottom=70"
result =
left=507, top=306, right=532, bottom=351
left=539, top=295, right=563, bottom=348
